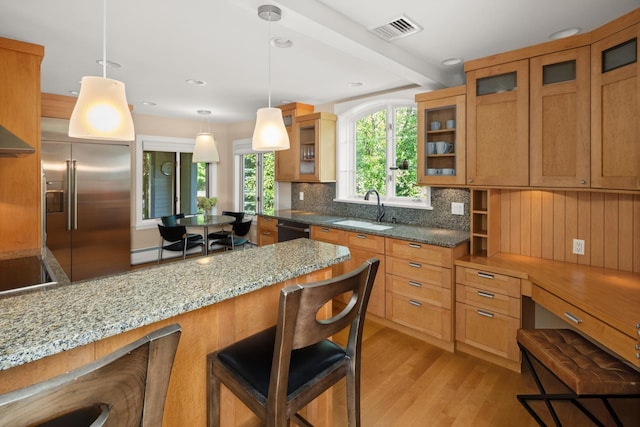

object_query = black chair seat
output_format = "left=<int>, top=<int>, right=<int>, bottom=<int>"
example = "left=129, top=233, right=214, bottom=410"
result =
left=217, top=326, right=347, bottom=401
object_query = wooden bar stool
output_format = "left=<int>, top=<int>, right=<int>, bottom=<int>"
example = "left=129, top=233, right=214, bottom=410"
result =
left=516, top=328, right=640, bottom=426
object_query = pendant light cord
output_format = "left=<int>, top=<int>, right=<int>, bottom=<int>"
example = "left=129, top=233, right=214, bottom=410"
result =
left=102, top=0, right=107, bottom=78
left=267, top=10, right=272, bottom=108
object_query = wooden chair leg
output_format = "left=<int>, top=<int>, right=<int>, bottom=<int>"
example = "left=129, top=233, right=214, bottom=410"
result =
left=346, top=370, right=360, bottom=427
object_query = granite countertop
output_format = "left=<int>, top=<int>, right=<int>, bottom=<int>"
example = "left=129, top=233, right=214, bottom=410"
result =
left=0, top=239, right=349, bottom=371
left=262, top=210, right=470, bottom=248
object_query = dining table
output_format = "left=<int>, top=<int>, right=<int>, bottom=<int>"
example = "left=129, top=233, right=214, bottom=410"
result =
left=177, top=214, right=236, bottom=254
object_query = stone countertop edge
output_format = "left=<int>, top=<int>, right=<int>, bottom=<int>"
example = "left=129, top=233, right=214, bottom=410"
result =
left=0, top=239, right=350, bottom=371
left=262, top=210, right=470, bottom=248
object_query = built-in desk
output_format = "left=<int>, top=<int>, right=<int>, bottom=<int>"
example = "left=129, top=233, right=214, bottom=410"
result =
left=0, top=239, right=350, bottom=426
left=455, top=253, right=640, bottom=370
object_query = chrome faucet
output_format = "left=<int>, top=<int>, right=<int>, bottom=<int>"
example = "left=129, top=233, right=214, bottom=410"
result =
left=364, top=189, right=385, bottom=222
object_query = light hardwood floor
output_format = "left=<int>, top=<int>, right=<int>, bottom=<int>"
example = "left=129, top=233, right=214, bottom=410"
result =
left=330, top=319, right=638, bottom=427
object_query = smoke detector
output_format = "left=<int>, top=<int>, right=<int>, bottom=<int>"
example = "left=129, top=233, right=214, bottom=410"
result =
left=369, top=15, right=422, bottom=42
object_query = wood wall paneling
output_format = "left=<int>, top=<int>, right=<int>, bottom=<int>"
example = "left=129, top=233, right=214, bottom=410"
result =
left=499, top=190, right=640, bottom=273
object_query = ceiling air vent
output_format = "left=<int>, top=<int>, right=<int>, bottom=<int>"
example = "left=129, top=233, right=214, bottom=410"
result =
left=369, top=16, right=422, bottom=42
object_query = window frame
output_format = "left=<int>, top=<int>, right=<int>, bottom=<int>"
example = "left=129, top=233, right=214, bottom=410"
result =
left=135, top=134, right=217, bottom=229
left=335, top=96, right=432, bottom=210
left=232, top=138, right=276, bottom=214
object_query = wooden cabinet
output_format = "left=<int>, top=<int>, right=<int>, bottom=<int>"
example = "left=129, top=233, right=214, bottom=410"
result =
left=275, top=102, right=314, bottom=182
left=311, top=226, right=386, bottom=317
left=416, top=86, right=466, bottom=186
left=455, top=265, right=522, bottom=371
left=466, top=60, right=530, bottom=186
left=0, top=38, right=44, bottom=253
left=257, top=216, right=278, bottom=246
left=385, top=238, right=465, bottom=346
left=470, top=189, right=500, bottom=256
left=530, top=47, right=591, bottom=187
left=591, top=23, right=640, bottom=190
left=294, top=112, right=337, bottom=182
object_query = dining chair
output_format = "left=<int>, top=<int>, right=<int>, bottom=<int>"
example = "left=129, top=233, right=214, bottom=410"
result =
left=161, top=213, right=203, bottom=242
left=0, top=324, right=182, bottom=427
left=207, top=258, right=380, bottom=427
left=207, top=211, right=245, bottom=247
left=157, top=224, right=205, bottom=264
left=216, top=219, right=252, bottom=250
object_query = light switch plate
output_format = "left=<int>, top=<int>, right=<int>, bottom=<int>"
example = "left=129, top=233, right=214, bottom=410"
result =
left=452, top=202, right=464, bottom=215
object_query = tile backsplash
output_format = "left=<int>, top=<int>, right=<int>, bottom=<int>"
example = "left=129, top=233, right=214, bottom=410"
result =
left=291, top=183, right=469, bottom=231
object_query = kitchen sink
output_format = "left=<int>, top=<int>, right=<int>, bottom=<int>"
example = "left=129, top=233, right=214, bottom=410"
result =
left=332, top=220, right=393, bottom=231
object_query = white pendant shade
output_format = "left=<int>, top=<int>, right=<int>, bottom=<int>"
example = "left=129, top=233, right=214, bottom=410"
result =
left=69, top=76, right=135, bottom=141
left=252, top=107, right=290, bottom=151
left=193, top=132, right=220, bottom=163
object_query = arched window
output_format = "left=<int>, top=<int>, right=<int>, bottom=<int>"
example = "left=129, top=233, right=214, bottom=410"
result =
left=336, top=92, right=431, bottom=208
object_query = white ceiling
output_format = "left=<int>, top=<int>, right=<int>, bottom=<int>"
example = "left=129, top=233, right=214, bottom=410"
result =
left=1, top=0, right=638, bottom=123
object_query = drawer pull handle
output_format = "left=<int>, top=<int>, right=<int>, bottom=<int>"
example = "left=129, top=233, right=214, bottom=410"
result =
left=636, top=344, right=640, bottom=351
left=477, top=309, right=494, bottom=318
left=321, top=227, right=330, bottom=232
left=356, top=234, right=367, bottom=239
left=408, top=243, right=421, bottom=249
left=477, top=291, right=494, bottom=299
left=477, top=272, right=494, bottom=279
left=408, top=281, right=422, bottom=288
left=564, top=312, right=582, bottom=324
left=262, top=231, right=271, bottom=235
left=409, top=262, right=422, bottom=268
left=408, top=300, right=422, bottom=307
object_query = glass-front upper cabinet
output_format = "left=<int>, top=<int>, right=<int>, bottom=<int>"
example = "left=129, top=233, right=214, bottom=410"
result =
left=416, top=86, right=466, bottom=186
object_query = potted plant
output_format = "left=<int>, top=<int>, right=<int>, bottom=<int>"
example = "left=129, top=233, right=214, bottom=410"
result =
left=197, top=196, right=217, bottom=215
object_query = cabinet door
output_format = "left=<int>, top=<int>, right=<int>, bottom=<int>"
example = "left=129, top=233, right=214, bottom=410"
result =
left=274, top=114, right=298, bottom=182
left=466, top=60, right=529, bottom=186
left=257, top=228, right=277, bottom=246
left=591, top=24, right=640, bottom=190
left=295, top=113, right=337, bottom=183
left=530, top=47, right=591, bottom=187
left=417, top=89, right=466, bottom=186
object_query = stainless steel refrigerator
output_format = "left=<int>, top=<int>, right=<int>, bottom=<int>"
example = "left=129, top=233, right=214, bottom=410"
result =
left=42, top=140, right=131, bottom=282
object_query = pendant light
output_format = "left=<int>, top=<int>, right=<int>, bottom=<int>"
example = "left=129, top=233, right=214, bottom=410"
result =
left=69, top=0, right=134, bottom=141
left=252, top=5, right=290, bottom=151
left=193, top=110, right=219, bottom=163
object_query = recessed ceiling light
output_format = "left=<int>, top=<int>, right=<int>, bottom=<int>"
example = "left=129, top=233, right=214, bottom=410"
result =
left=549, top=27, right=581, bottom=40
left=280, top=99, right=294, bottom=105
left=197, top=109, right=212, bottom=115
left=96, top=59, right=122, bottom=68
left=142, top=101, right=157, bottom=106
left=348, top=81, right=364, bottom=88
left=186, top=79, right=207, bottom=86
left=69, top=90, right=79, bottom=96
left=271, top=38, right=293, bottom=48
left=441, top=57, right=463, bottom=66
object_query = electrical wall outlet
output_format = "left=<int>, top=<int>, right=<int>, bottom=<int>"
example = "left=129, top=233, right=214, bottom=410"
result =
left=572, top=239, right=585, bottom=255
left=451, top=202, right=464, bottom=215
left=299, top=191, right=304, bottom=201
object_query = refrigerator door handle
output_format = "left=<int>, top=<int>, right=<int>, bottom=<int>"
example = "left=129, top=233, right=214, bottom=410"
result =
left=71, top=160, right=78, bottom=230
left=66, top=160, right=73, bottom=231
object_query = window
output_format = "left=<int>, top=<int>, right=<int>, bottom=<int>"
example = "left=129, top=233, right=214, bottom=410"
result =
left=233, top=139, right=275, bottom=215
left=135, top=135, right=217, bottom=228
left=336, top=95, right=430, bottom=208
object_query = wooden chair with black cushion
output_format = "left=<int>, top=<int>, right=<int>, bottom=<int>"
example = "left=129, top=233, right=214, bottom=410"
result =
left=207, top=258, right=380, bottom=427
left=157, top=224, right=205, bottom=264
left=0, top=324, right=182, bottom=427
left=161, top=213, right=202, bottom=242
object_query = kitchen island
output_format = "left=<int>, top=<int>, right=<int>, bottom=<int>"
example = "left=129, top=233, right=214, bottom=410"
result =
left=0, top=239, right=350, bottom=426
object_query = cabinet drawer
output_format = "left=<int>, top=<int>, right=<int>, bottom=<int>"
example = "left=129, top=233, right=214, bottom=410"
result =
left=386, top=292, right=451, bottom=341
left=386, top=256, right=451, bottom=289
left=455, top=266, right=520, bottom=298
left=386, top=274, right=451, bottom=309
left=532, top=285, right=639, bottom=368
left=345, top=231, right=385, bottom=254
left=455, top=284, right=520, bottom=317
left=311, top=225, right=344, bottom=244
left=385, top=238, right=451, bottom=267
left=258, top=216, right=278, bottom=231
left=455, top=302, right=520, bottom=362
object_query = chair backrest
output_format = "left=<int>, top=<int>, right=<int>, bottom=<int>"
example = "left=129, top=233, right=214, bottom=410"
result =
left=221, top=211, right=244, bottom=223
left=232, top=219, right=252, bottom=237
left=158, top=224, right=187, bottom=243
left=269, top=258, right=379, bottom=395
left=0, top=324, right=181, bottom=427
left=160, top=213, right=186, bottom=227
